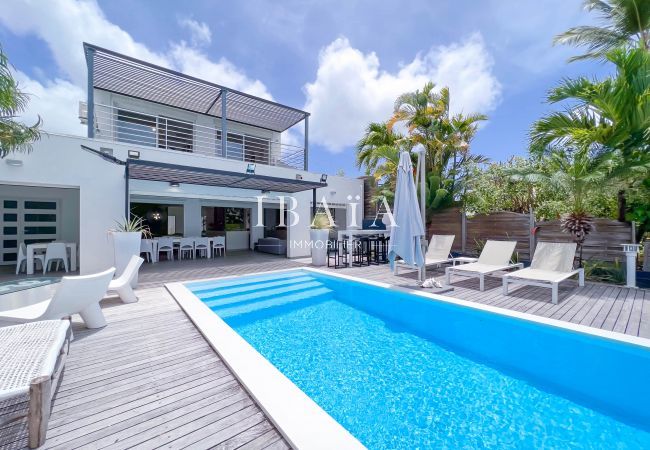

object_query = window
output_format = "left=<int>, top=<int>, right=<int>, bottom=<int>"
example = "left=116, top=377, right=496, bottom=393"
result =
left=24, top=201, right=56, bottom=210
left=158, top=117, right=193, bottom=152
left=116, top=110, right=157, bottom=147
left=25, top=213, right=57, bottom=222
left=216, top=130, right=269, bottom=164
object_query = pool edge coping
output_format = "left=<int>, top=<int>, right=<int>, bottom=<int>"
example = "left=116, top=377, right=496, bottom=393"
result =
left=166, top=267, right=650, bottom=450
left=165, top=276, right=366, bottom=450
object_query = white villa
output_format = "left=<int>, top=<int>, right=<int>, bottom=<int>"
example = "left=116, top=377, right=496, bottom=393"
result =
left=0, top=43, right=364, bottom=274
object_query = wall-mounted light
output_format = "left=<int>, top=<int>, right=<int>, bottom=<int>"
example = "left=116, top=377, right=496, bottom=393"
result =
left=5, top=159, right=23, bottom=167
left=246, top=163, right=256, bottom=175
left=169, top=182, right=180, bottom=188
left=320, top=174, right=328, bottom=183
left=295, top=174, right=303, bottom=180
left=128, top=150, right=140, bottom=159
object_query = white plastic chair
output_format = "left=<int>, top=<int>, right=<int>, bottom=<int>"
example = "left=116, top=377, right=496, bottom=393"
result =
left=194, top=237, right=210, bottom=259
left=179, top=238, right=195, bottom=260
left=108, top=256, right=144, bottom=303
left=213, top=236, right=226, bottom=257
left=43, top=243, right=69, bottom=274
left=140, top=239, right=155, bottom=263
left=16, top=243, right=44, bottom=274
left=157, top=237, right=174, bottom=261
left=0, top=268, right=116, bottom=329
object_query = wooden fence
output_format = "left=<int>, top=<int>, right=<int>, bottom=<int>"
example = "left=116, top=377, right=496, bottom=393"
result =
left=427, top=208, right=634, bottom=263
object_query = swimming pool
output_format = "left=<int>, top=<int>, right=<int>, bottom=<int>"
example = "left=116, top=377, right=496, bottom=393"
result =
left=179, top=269, right=650, bottom=449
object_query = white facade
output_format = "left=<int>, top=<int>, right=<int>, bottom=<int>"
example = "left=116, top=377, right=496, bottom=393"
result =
left=0, top=132, right=363, bottom=273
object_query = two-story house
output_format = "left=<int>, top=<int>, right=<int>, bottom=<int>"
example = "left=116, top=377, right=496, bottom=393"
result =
left=0, top=43, right=364, bottom=273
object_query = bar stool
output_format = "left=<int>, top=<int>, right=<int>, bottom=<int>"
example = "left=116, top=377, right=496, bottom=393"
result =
left=352, top=236, right=371, bottom=266
left=327, top=239, right=348, bottom=268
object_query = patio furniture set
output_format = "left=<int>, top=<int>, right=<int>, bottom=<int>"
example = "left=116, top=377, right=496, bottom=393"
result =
left=140, top=236, right=226, bottom=263
left=328, top=230, right=392, bottom=268
left=15, top=242, right=78, bottom=275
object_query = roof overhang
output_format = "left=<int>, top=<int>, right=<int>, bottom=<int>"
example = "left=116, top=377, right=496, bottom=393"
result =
left=84, top=43, right=309, bottom=133
left=127, top=159, right=326, bottom=194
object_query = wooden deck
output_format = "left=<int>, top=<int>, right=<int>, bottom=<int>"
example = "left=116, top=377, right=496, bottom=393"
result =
left=0, top=283, right=290, bottom=449
left=1, top=251, right=649, bottom=449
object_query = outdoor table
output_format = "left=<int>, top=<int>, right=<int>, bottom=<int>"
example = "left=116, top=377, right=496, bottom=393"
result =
left=337, top=229, right=391, bottom=267
left=26, top=242, right=77, bottom=275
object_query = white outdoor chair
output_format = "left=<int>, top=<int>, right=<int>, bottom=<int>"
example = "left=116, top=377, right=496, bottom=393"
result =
left=194, top=237, right=210, bottom=259
left=43, top=243, right=69, bottom=274
left=395, top=234, right=456, bottom=274
left=502, top=242, right=585, bottom=304
left=108, top=256, right=144, bottom=303
left=0, top=268, right=115, bottom=329
left=213, top=236, right=226, bottom=257
left=140, top=239, right=155, bottom=263
left=445, top=240, right=523, bottom=291
left=179, top=238, right=195, bottom=260
left=157, top=237, right=174, bottom=261
left=16, top=243, right=44, bottom=274
left=0, top=320, right=72, bottom=448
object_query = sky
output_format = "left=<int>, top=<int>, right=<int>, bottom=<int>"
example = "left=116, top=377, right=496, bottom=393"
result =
left=0, top=0, right=612, bottom=177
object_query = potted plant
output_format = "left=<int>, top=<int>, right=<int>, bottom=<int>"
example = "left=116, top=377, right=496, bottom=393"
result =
left=110, top=216, right=150, bottom=287
left=310, top=214, right=332, bottom=266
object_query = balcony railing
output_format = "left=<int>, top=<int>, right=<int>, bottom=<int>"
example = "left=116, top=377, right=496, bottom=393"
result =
left=82, top=103, right=306, bottom=170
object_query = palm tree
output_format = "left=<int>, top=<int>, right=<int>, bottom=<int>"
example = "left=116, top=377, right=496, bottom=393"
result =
left=388, top=82, right=487, bottom=214
left=0, top=45, right=41, bottom=158
left=512, top=147, right=614, bottom=265
left=554, top=0, right=650, bottom=61
left=355, top=122, right=406, bottom=204
left=530, top=47, right=650, bottom=220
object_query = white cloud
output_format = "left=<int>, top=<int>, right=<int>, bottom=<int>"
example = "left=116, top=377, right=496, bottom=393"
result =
left=0, top=0, right=272, bottom=134
left=304, top=34, right=501, bottom=153
left=178, top=18, right=212, bottom=47
left=15, top=71, right=85, bottom=136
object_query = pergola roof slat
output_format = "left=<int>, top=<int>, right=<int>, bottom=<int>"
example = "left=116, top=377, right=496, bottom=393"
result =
left=85, top=43, right=308, bottom=133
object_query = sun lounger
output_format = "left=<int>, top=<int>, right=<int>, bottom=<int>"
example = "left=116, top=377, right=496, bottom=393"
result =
left=0, top=320, right=71, bottom=448
left=0, top=268, right=115, bottom=328
left=395, top=234, right=455, bottom=274
left=445, top=240, right=522, bottom=291
left=502, top=242, right=584, bottom=304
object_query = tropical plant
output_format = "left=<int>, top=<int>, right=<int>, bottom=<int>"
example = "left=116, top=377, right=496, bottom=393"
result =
left=0, top=45, right=41, bottom=158
left=387, top=82, right=487, bottom=215
left=512, top=147, right=615, bottom=265
left=554, top=0, right=650, bottom=61
left=356, top=122, right=406, bottom=204
left=112, top=215, right=152, bottom=237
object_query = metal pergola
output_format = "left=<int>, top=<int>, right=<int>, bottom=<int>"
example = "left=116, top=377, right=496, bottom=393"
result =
left=84, top=43, right=310, bottom=169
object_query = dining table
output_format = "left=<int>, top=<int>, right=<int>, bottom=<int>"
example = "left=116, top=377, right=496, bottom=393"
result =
left=26, top=242, right=77, bottom=275
left=147, top=237, right=224, bottom=263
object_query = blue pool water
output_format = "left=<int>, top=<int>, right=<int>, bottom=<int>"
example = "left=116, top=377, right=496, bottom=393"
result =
left=188, top=270, right=650, bottom=449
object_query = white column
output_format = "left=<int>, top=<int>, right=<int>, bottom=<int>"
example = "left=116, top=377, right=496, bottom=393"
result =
left=621, top=244, right=641, bottom=288
left=250, top=204, right=264, bottom=250
left=287, top=191, right=311, bottom=258
left=183, top=199, right=203, bottom=236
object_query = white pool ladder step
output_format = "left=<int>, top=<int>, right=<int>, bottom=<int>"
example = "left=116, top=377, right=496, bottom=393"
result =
left=196, top=275, right=317, bottom=301
left=204, top=280, right=325, bottom=309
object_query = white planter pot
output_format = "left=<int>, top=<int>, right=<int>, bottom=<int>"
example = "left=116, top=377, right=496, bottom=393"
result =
left=310, top=229, right=329, bottom=267
left=110, top=231, right=141, bottom=287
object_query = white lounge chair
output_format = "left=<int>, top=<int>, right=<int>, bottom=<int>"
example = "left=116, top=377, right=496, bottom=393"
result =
left=502, top=242, right=585, bottom=304
left=108, top=256, right=144, bottom=304
left=394, top=234, right=456, bottom=274
left=0, top=320, right=71, bottom=448
left=445, top=240, right=522, bottom=291
left=0, top=268, right=115, bottom=329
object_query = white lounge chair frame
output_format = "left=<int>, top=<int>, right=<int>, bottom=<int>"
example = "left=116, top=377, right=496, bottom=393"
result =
left=394, top=234, right=456, bottom=275
left=445, top=240, right=522, bottom=291
left=0, top=268, right=115, bottom=328
left=0, top=320, right=71, bottom=448
left=502, top=242, right=585, bottom=304
left=108, top=256, right=144, bottom=303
